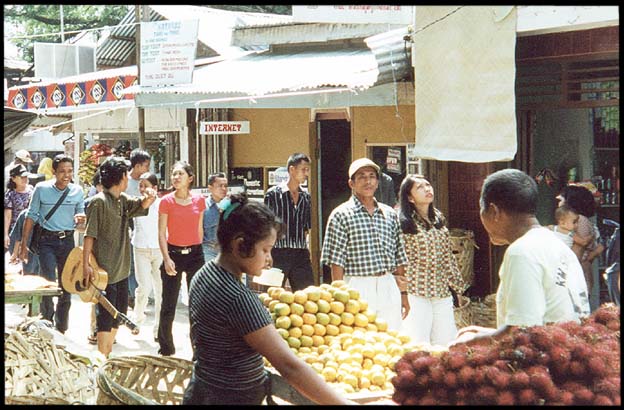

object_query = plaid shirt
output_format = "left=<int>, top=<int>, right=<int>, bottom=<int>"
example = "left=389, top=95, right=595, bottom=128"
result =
left=321, top=195, right=407, bottom=276
left=402, top=213, right=465, bottom=298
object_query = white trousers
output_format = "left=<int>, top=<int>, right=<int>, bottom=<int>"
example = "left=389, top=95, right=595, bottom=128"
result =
left=345, top=274, right=402, bottom=331
left=133, top=247, right=164, bottom=336
left=400, top=294, right=457, bottom=346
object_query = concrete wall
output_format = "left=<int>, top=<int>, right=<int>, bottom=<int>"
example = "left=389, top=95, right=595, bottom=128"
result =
left=72, top=107, right=186, bottom=134
left=351, top=105, right=416, bottom=158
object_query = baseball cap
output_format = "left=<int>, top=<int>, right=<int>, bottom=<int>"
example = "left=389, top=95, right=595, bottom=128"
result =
left=15, top=149, right=33, bottom=163
left=9, top=164, right=30, bottom=178
left=348, top=158, right=380, bottom=179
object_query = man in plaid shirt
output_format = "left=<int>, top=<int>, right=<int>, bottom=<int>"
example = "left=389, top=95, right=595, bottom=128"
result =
left=321, top=158, right=409, bottom=330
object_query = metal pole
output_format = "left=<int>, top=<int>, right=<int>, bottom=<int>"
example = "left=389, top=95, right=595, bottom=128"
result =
left=135, top=5, right=146, bottom=149
left=60, top=5, right=65, bottom=42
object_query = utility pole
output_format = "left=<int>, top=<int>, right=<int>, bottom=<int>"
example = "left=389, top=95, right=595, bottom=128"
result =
left=135, top=5, right=149, bottom=149
left=60, top=5, right=65, bottom=42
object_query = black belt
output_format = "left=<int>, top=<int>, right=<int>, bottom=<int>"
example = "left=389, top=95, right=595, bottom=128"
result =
left=41, top=228, right=74, bottom=239
left=169, top=244, right=202, bottom=255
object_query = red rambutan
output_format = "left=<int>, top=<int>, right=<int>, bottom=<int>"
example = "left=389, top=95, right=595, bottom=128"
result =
left=454, top=388, right=469, bottom=401
left=594, top=394, right=614, bottom=405
left=568, top=360, right=586, bottom=378
left=535, top=351, right=551, bottom=365
left=557, top=320, right=582, bottom=336
left=574, top=387, right=595, bottom=404
left=513, top=330, right=531, bottom=347
left=392, top=389, right=407, bottom=404
left=514, top=345, right=536, bottom=363
left=446, top=351, right=466, bottom=370
left=475, top=386, right=498, bottom=405
left=412, top=355, right=437, bottom=373
left=517, top=388, right=539, bottom=405
left=457, top=365, right=475, bottom=385
left=444, top=372, right=458, bottom=389
left=393, top=369, right=417, bottom=390
left=571, top=343, right=593, bottom=361
left=548, top=326, right=570, bottom=346
left=530, top=372, right=555, bottom=396
left=403, top=349, right=429, bottom=362
left=428, top=364, right=445, bottom=384
left=496, top=390, right=516, bottom=405
left=394, top=359, right=411, bottom=374
left=558, top=390, right=575, bottom=405
left=418, top=393, right=436, bottom=406
left=605, top=319, right=620, bottom=331
left=510, top=371, right=530, bottom=389
left=403, top=395, right=420, bottom=406
left=491, top=371, right=511, bottom=389
left=416, top=373, right=430, bottom=387
left=586, top=356, right=608, bottom=377
left=493, top=359, right=510, bottom=371
left=529, top=326, right=554, bottom=350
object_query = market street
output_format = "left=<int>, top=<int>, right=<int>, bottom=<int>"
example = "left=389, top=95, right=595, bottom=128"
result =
left=4, top=254, right=195, bottom=363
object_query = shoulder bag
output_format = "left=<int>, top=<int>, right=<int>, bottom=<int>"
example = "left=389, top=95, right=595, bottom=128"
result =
left=29, top=188, right=70, bottom=255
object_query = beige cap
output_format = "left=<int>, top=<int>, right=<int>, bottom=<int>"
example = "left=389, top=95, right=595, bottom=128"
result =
left=15, top=149, right=33, bottom=163
left=348, top=158, right=380, bottom=179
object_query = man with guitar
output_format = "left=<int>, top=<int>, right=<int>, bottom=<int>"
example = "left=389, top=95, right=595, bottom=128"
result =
left=82, top=157, right=157, bottom=357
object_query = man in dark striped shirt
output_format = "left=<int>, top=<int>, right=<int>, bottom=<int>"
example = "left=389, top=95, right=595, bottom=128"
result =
left=264, top=153, right=314, bottom=291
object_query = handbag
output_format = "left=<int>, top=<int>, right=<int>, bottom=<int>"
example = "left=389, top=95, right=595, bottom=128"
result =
left=29, top=188, right=70, bottom=255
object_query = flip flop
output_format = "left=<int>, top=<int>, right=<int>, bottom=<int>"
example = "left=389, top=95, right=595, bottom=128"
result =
left=87, top=333, right=97, bottom=345
left=131, top=327, right=140, bottom=336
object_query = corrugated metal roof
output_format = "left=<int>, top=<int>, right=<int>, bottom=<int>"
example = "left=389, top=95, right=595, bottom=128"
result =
left=127, top=31, right=412, bottom=98
left=129, top=48, right=380, bottom=96
left=96, top=6, right=289, bottom=67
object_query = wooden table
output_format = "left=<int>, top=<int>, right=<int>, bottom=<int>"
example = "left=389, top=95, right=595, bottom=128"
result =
left=5, top=288, right=62, bottom=316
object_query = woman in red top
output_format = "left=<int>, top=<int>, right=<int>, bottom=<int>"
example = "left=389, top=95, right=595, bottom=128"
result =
left=157, top=161, right=206, bottom=356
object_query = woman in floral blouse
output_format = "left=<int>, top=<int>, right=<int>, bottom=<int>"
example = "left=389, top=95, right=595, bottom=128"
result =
left=397, top=174, right=465, bottom=346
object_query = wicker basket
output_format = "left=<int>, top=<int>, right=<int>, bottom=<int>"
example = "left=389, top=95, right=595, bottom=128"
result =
left=453, top=295, right=473, bottom=329
left=449, top=228, right=479, bottom=292
left=96, top=355, right=193, bottom=405
left=4, top=395, right=73, bottom=405
left=471, top=293, right=497, bottom=328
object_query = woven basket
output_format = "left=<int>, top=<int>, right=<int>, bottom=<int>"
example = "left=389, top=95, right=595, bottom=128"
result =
left=453, top=295, right=473, bottom=329
left=96, top=355, right=193, bottom=405
left=4, top=328, right=96, bottom=404
left=4, top=395, right=73, bottom=405
left=449, top=228, right=479, bottom=292
left=471, top=293, right=497, bottom=328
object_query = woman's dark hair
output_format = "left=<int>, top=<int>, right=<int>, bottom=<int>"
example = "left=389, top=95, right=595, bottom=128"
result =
left=92, top=170, right=102, bottom=186
left=217, top=193, right=284, bottom=257
left=171, top=161, right=195, bottom=186
left=480, top=169, right=538, bottom=215
left=398, top=174, right=445, bottom=234
left=139, top=172, right=159, bottom=188
left=52, top=154, right=73, bottom=171
left=559, top=185, right=596, bottom=218
left=99, top=156, right=131, bottom=189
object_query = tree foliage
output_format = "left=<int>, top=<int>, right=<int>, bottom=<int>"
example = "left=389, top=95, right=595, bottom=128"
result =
left=206, top=5, right=291, bottom=15
left=4, top=4, right=130, bottom=63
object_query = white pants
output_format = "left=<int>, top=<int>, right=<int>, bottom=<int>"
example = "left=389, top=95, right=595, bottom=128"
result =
left=401, top=294, right=457, bottom=346
left=345, top=274, right=402, bottom=331
left=133, top=247, right=164, bottom=336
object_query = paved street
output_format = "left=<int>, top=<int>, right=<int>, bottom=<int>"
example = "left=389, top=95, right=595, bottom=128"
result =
left=4, top=255, right=195, bottom=363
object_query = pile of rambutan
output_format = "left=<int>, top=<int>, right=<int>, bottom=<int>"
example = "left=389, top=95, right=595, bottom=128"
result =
left=391, top=304, right=620, bottom=405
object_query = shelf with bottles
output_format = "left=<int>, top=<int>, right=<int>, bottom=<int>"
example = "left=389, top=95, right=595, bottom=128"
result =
left=591, top=106, right=620, bottom=149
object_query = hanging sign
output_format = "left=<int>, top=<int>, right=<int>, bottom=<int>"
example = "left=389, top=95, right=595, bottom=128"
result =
left=200, top=121, right=250, bottom=135
left=140, top=20, right=199, bottom=87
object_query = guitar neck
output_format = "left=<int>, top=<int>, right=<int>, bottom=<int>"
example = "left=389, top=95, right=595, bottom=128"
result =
left=94, top=289, right=138, bottom=331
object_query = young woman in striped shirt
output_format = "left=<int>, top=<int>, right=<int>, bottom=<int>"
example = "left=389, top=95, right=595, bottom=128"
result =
left=183, top=194, right=351, bottom=405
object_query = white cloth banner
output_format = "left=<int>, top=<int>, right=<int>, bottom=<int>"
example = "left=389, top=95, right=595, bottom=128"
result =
left=413, top=6, right=518, bottom=162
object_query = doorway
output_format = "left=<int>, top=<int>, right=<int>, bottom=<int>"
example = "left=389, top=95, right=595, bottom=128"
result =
left=317, top=119, right=351, bottom=284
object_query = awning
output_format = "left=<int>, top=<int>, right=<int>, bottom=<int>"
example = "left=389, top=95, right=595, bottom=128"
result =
left=4, top=107, right=38, bottom=147
left=126, top=27, right=413, bottom=109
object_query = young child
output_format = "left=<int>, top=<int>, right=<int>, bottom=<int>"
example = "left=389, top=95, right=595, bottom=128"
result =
left=548, top=205, right=579, bottom=249
left=83, top=157, right=157, bottom=357
left=183, top=194, right=351, bottom=405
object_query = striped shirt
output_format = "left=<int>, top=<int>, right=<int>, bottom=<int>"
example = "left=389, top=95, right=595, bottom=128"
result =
left=321, top=195, right=408, bottom=277
left=189, top=260, right=272, bottom=390
left=402, top=212, right=465, bottom=298
left=264, top=182, right=311, bottom=249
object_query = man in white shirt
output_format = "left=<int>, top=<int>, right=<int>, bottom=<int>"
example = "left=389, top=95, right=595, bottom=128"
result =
left=455, top=169, right=589, bottom=345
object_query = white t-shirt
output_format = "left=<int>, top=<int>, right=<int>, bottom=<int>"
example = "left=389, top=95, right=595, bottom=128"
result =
left=131, top=198, right=160, bottom=249
left=496, top=227, right=590, bottom=327
left=126, top=175, right=141, bottom=197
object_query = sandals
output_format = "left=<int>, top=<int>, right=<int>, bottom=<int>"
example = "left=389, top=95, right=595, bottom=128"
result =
left=131, top=327, right=140, bottom=336
left=87, top=332, right=97, bottom=345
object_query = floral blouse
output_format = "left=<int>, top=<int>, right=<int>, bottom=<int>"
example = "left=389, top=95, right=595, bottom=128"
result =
left=402, top=213, right=465, bottom=298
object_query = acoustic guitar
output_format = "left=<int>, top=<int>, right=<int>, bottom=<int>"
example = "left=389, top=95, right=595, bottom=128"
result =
left=61, top=246, right=138, bottom=333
